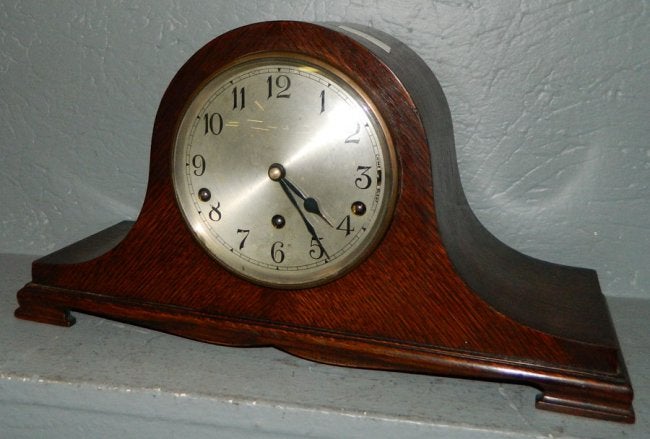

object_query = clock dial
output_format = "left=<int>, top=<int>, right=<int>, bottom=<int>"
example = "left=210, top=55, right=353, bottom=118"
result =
left=172, top=55, right=397, bottom=287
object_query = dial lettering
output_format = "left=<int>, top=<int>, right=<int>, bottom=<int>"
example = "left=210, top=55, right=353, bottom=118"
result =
left=208, top=202, right=222, bottom=222
left=319, top=89, right=326, bottom=114
left=336, top=215, right=355, bottom=236
left=309, top=237, right=325, bottom=260
left=232, top=86, right=245, bottom=110
left=191, top=154, right=206, bottom=176
left=355, top=166, right=372, bottom=189
left=267, top=75, right=291, bottom=99
left=271, top=241, right=285, bottom=263
left=202, top=112, right=223, bottom=135
left=344, top=122, right=361, bottom=144
left=236, top=228, right=250, bottom=250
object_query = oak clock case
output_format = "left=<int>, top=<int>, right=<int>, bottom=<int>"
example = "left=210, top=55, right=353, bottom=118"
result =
left=15, top=21, right=634, bottom=423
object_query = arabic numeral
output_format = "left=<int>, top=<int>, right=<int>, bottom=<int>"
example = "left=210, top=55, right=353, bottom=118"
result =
left=208, top=202, right=222, bottom=222
left=191, top=154, right=205, bottom=176
left=271, top=241, right=285, bottom=263
left=237, top=229, right=250, bottom=250
left=232, top=86, right=245, bottom=110
left=267, top=74, right=291, bottom=99
left=309, top=237, right=325, bottom=260
left=320, top=89, right=325, bottom=114
left=355, top=166, right=372, bottom=189
left=336, top=215, right=355, bottom=236
left=201, top=112, right=223, bottom=135
left=344, top=122, right=361, bottom=144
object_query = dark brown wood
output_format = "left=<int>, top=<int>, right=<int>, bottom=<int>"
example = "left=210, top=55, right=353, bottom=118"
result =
left=15, top=21, right=634, bottom=423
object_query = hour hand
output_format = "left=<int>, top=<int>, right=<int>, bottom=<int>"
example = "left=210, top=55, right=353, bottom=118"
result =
left=278, top=171, right=335, bottom=228
left=303, top=197, right=334, bottom=227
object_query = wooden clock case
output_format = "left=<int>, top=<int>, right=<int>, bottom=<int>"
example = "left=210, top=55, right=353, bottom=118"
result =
left=15, top=21, right=634, bottom=423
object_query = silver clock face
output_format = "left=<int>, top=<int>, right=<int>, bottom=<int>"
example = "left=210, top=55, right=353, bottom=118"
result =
left=172, top=55, right=397, bottom=288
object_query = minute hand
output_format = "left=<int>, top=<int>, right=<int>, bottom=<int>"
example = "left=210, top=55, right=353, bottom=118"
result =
left=278, top=179, right=330, bottom=259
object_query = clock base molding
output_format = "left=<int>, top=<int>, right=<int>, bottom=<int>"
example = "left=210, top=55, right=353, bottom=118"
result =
left=15, top=21, right=633, bottom=423
left=16, top=258, right=633, bottom=423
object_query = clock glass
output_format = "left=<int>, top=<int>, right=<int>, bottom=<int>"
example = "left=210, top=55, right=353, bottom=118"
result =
left=172, top=54, right=398, bottom=288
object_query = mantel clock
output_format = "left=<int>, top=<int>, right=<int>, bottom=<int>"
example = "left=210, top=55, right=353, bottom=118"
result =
left=16, top=21, right=634, bottom=423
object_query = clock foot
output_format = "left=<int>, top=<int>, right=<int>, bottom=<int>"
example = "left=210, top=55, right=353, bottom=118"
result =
left=15, top=284, right=76, bottom=327
left=536, top=389, right=635, bottom=423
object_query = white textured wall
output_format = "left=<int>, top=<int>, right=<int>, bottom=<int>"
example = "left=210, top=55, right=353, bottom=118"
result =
left=1, top=0, right=648, bottom=298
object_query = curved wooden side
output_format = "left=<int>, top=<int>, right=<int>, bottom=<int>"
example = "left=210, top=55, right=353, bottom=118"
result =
left=333, top=22, right=619, bottom=350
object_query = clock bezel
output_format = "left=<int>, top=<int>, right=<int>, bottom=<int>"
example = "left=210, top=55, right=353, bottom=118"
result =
left=170, top=52, right=399, bottom=289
